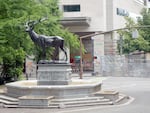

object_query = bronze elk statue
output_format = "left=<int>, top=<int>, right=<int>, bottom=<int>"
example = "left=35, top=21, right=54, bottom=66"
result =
left=25, top=18, right=67, bottom=63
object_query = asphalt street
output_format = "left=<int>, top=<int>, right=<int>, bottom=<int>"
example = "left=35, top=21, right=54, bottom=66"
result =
left=0, top=77, right=150, bottom=113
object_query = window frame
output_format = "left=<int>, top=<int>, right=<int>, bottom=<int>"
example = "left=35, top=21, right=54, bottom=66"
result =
left=63, top=5, right=81, bottom=12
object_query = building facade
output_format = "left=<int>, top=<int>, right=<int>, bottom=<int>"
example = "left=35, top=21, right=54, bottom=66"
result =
left=59, top=0, right=146, bottom=72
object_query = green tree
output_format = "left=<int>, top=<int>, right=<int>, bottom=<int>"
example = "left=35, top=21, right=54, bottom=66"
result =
left=0, top=0, right=80, bottom=82
left=117, top=17, right=149, bottom=54
left=138, top=8, right=150, bottom=51
left=1, top=47, right=25, bottom=81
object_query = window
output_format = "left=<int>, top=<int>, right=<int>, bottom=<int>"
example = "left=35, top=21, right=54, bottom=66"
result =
left=116, top=8, right=129, bottom=17
left=63, top=5, right=80, bottom=12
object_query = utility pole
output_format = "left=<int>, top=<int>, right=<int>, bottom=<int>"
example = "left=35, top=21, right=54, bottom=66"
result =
left=120, top=35, right=123, bottom=55
left=79, top=38, right=83, bottom=79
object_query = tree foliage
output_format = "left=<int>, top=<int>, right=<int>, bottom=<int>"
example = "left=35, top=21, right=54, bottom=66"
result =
left=1, top=47, right=25, bottom=81
left=0, top=0, right=80, bottom=82
left=138, top=8, right=150, bottom=51
left=117, top=17, right=149, bottom=54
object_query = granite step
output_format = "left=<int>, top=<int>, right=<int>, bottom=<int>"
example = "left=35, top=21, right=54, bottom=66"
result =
left=51, top=96, right=104, bottom=103
left=0, top=94, right=18, bottom=102
left=3, top=104, right=18, bottom=108
left=63, top=101, right=113, bottom=108
left=0, top=99, right=18, bottom=106
left=0, top=94, right=19, bottom=108
left=50, top=99, right=111, bottom=106
left=18, top=105, right=59, bottom=109
left=50, top=100, right=113, bottom=108
left=114, top=93, right=130, bottom=104
left=49, top=97, right=113, bottom=108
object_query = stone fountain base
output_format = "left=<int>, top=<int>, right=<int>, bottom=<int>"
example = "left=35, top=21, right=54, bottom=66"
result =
left=5, top=79, right=102, bottom=107
left=5, top=63, right=102, bottom=107
left=6, top=79, right=102, bottom=99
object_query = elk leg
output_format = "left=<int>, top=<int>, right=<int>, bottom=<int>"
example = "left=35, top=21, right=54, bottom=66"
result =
left=42, top=47, right=46, bottom=60
left=60, top=46, right=68, bottom=61
left=52, top=47, right=59, bottom=61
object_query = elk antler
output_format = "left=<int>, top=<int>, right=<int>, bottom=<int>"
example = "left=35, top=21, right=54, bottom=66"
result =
left=25, top=17, right=48, bottom=27
left=25, top=20, right=34, bottom=26
left=39, top=17, right=48, bottom=22
left=25, top=21, right=29, bottom=26
left=31, top=17, right=48, bottom=25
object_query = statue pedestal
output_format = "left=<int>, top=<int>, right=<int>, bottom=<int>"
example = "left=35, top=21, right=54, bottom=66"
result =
left=37, top=63, right=72, bottom=85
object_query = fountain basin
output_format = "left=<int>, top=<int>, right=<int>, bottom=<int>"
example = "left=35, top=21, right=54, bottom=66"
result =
left=6, top=79, right=102, bottom=99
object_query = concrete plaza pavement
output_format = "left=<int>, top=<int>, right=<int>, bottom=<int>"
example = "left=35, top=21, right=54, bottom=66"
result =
left=1, top=74, right=150, bottom=113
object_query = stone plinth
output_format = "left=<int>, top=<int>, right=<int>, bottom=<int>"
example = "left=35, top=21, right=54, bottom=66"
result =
left=37, top=63, right=72, bottom=85
left=19, top=95, right=54, bottom=107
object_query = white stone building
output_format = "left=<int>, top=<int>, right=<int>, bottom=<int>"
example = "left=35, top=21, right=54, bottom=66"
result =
left=59, top=0, right=146, bottom=72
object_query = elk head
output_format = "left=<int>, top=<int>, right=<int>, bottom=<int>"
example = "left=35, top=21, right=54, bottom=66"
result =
left=25, top=17, right=48, bottom=32
left=25, top=21, right=35, bottom=32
